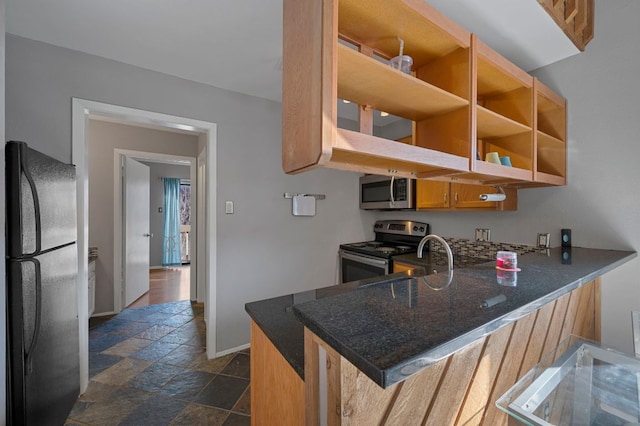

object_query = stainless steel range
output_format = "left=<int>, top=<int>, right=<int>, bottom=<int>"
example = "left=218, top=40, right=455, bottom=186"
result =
left=339, top=220, right=429, bottom=283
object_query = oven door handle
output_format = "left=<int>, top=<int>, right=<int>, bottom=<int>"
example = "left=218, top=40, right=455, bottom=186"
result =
left=340, top=251, right=389, bottom=266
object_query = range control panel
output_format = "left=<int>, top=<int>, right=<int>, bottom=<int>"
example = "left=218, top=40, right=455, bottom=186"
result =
left=373, top=220, right=429, bottom=237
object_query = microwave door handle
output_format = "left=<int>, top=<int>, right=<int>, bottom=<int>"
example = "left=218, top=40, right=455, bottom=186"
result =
left=341, top=252, right=389, bottom=267
left=390, top=176, right=395, bottom=205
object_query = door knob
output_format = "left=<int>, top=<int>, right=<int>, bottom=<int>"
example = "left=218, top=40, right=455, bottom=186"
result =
left=143, top=233, right=153, bottom=238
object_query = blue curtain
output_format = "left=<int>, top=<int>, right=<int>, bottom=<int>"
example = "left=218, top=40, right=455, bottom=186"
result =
left=162, top=178, right=182, bottom=266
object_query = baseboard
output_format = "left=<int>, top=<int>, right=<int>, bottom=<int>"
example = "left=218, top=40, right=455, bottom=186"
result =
left=150, top=265, right=190, bottom=270
left=216, top=343, right=250, bottom=358
left=90, top=310, right=117, bottom=318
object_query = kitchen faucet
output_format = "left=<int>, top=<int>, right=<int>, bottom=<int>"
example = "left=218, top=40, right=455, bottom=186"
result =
left=417, top=234, right=454, bottom=271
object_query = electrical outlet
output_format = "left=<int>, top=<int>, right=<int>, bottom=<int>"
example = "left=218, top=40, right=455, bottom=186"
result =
left=475, top=228, right=491, bottom=242
left=537, top=233, right=550, bottom=248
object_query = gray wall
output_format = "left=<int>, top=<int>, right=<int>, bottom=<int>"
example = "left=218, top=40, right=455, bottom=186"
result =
left=1, top=0, right=7, bottom=422
left=140, top=161, right=191, bottom=268
left=378, top=0, right=640, bottom=353
left=87, top=120, right=198, bottom=313
left=5, top=35, right=373, bottom=352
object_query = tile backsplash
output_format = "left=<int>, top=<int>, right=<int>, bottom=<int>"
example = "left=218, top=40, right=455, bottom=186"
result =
left=433, top=238, right=545, bottom=260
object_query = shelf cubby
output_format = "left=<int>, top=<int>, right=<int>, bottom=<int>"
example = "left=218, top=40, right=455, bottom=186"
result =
left=534, top=79, right=567, bottom=184
left=337, top=44, right=468, bottom=121
left=467, top=36, right=534, bottom=182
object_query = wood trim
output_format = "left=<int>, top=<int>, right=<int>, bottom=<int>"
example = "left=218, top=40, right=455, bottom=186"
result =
left=470, top=35, right=479, bottom=173
left=356, top=43, right=374, bottom=136
left=322, top=0, right=339, bottom=155
left=594, top=277, right=602, bottom=341
left=282, top=0, right=329, bottom=173
left=537, top=0, right=594, bottom=51
left=335, top=128, right=469, bottom=172
left=323, top=335, right=343, bottom=426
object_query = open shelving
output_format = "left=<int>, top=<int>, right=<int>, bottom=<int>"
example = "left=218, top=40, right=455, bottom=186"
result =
left=469, top=36, right=535, bottom=185
left=337, top=44, right=468, bottom=121
left=282, top=0, right=568, bottom=192
left=535, top=79, right=567, bottom=185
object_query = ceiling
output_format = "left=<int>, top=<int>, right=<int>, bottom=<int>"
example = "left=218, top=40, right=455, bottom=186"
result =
left=6, top=0, right=579, bottom=109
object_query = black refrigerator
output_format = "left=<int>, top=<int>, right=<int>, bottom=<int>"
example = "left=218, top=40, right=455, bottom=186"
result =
left=6, top=141, right=80, bottom=425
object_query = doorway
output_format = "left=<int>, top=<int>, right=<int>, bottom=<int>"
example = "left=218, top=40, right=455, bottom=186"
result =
left=117, top=151, right=197, bottom=309
left=72, top=99, right=218, bottom=393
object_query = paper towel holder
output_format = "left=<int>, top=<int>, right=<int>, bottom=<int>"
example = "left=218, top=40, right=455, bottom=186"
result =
left=284, top=192, right=326, bottom=200
left=284, top=193, right=326, bottom=217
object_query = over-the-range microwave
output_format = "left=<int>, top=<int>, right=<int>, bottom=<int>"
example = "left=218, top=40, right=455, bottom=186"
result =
left=359, top=174, right=415, bottom=210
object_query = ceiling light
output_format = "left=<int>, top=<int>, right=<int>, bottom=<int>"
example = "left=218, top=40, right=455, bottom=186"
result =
left=380, top=111, right=389, bottom=117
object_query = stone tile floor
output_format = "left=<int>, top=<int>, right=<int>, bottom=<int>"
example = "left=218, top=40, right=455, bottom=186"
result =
left=67, top=300, right=250, bottom=426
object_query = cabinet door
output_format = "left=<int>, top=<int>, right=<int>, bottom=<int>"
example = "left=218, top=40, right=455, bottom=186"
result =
left=452, top=183, right=498, bottom=209
left=393, top=261, right=416, bottom=273
left=416, top=180, right=450, bottom=209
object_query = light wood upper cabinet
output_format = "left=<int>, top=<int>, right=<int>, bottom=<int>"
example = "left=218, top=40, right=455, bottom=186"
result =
left=282, top=0, right=567, bottom=190
left=416, top=180, right=450, bottom=209
left=417, top=180, right=517, bottom=211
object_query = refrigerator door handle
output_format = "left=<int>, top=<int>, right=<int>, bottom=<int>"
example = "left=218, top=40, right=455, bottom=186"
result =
left=13, top=258, right=43, bottom=375
left=20, top=145, right=43, bottom=256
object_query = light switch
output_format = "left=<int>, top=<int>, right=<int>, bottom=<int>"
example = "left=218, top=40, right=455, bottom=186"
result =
left=225, top=201, right=234, bottom=214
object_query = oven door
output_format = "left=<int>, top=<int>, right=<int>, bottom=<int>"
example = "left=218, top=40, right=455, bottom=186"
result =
left=339, top=249, right=390, bottom=284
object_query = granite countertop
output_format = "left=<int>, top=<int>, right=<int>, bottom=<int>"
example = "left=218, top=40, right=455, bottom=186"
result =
left=245, top=273, right=423, bottom=379
left=246, top=247, right=636, bottom=387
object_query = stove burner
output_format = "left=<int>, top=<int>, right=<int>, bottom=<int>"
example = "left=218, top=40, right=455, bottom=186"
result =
left=396, top=245, right=412, bottom=250
left=376, top=247, right=397, bottom=254
left=368, top=242, right=383, bottom=247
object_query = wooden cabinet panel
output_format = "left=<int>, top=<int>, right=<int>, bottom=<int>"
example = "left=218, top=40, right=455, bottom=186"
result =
left=416, top=180, right=449, bottom=209
left=250, top=321, right=305, bottom=426
left=393, top=261, right=417, bottom=273
left=452, top=183, right=496, bottom=209
left=416, top=180, right=517, bottom=210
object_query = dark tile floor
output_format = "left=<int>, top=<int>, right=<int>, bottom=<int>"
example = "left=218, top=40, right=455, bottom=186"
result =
left=67, top=300, right=250, bottom=426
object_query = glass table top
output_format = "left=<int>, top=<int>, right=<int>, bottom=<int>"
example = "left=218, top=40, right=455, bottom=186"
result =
left=496, top=335, right=640, bottom=426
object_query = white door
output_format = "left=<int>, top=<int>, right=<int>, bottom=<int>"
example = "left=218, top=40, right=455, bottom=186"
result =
left=123, top=157, right=151, bottom=306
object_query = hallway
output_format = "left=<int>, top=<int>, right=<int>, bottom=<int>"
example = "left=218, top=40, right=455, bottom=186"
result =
left=128, top=266, right=191, bottom=309
left=68, top=300, right=250, bottom=425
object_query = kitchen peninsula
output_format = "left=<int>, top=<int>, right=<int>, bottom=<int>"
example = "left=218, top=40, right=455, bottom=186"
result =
left=246, top=247, right=636, bottom=425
